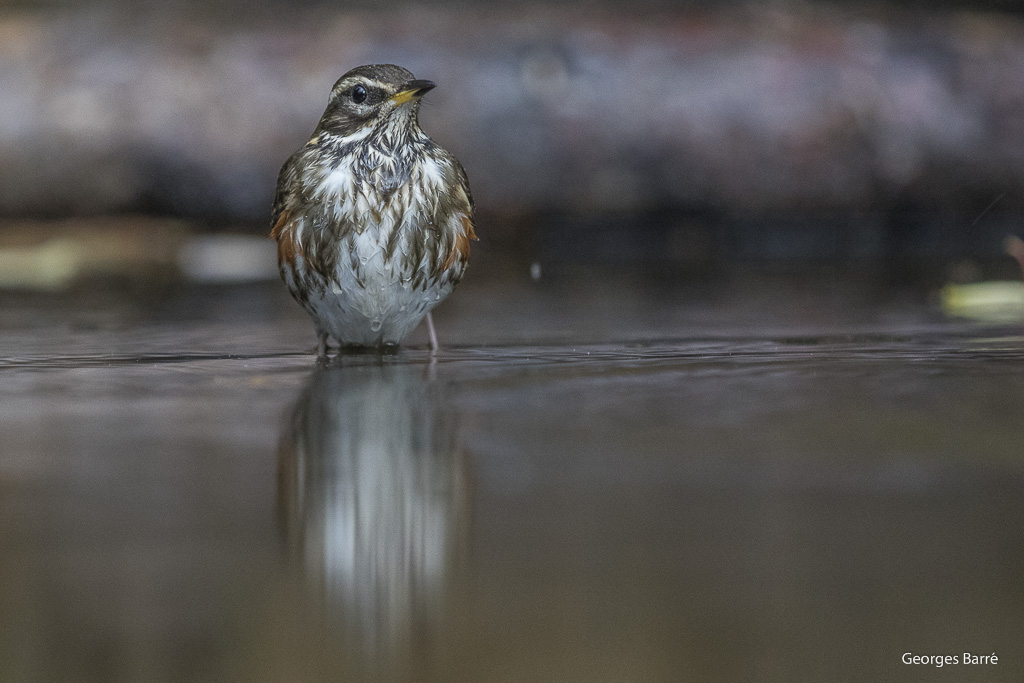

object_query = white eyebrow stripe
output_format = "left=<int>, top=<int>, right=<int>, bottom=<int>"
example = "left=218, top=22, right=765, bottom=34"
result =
left=333, top=78, right=389, bottom=94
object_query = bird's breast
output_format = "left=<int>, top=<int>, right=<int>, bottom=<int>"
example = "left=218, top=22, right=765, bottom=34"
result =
left=294, top=154, right=465, bottom=290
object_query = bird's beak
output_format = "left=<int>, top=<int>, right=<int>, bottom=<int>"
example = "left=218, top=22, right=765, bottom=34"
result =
left=391, top=79, right=436, bottom=105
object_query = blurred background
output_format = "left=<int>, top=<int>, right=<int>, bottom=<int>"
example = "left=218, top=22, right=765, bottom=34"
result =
left=4, top=1, right=1024, bottom=682
left=4, top=0, right=1024, bottom=305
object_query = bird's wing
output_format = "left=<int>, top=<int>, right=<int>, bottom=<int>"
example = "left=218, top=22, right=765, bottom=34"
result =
left=452, top=156, right=476, bottom=224
left=270, top=149, right=303, bottom=239
left=440, top=156, right=477, bottom=273
left=450, top=155, right=477, bottom=243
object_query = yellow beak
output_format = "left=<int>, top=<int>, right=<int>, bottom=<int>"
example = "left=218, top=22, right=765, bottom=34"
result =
left=390, top=79, right=436, bottom=105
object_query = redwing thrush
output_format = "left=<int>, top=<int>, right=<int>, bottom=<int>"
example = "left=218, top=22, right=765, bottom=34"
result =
left=271, top=64, right=477, bottom=356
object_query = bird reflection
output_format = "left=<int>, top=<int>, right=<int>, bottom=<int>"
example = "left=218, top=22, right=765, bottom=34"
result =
left=277, top=361, right=468, bottom=670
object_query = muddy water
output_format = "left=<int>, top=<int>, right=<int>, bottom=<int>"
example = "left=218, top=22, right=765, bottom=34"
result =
left=1, top=280, right=1024, bottom=682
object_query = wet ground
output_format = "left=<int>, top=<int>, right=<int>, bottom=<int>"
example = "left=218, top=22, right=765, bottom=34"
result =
left=1, top=267, right=1023, bottom=682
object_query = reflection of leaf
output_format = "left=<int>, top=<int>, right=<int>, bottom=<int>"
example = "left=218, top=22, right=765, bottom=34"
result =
left=0, top=218, right=188, bottom=290
left=940, top=282, right=1024, bottom=323
left=1005, top=235, right=1024, bottom=277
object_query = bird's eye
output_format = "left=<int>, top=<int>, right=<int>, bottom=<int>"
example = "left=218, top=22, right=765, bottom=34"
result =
left=351, top=85, right=367, bottom=104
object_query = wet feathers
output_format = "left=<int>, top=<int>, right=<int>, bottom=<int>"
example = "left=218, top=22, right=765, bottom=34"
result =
left=271, top=64, right=476, bottom=348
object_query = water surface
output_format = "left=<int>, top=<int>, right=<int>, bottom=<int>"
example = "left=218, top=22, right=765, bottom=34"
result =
left=1, top=280, right=1023, bottom=682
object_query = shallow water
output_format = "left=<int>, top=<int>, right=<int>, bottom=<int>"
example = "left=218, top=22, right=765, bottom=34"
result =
left=2, top=278, right=1024, bottom=682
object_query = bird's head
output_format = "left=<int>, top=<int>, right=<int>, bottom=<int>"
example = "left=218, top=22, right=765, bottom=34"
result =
left=316, top=64, right=436, bottom=140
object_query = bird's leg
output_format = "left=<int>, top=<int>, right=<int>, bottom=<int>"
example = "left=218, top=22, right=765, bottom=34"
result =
left=316, top=331, right=329, bottom=359
left=425, top=312, right=439, bottom=352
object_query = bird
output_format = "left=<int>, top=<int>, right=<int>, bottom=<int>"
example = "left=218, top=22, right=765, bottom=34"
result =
left=271, top=64, right=476, bottom=356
